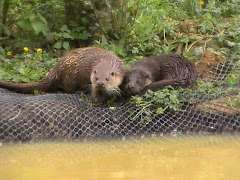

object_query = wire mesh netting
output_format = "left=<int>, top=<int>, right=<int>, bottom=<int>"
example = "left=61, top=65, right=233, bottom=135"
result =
left=0, top=58, right=239, bottom=143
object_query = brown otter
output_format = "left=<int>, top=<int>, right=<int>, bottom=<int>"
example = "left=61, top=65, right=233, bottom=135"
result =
left=124, top=54, right=198, bottom=95
left=0, top=47, right=126, bottom=104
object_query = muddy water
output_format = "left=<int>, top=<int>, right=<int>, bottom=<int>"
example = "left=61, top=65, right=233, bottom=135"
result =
left=0, top=136, right=240, bottom=180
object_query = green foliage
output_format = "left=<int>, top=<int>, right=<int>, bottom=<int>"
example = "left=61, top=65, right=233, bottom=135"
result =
left=216, top=61, right=240, bottom=87
left=17, top=13, right=49, bottom=35
left=194, top=81, right=222, bottom=97
left=130, top=87, right=185, bottom=124
left=0, top=49, right=59, bottom=82
left=227, top=97, right=240, bottom=109
left=179, top=0, right=203, bottom=16
left=52, top=25, right=73, bottom=50
left=78, top=93, right=94, bottom=107
left=1, top=0, right=239, bottom=61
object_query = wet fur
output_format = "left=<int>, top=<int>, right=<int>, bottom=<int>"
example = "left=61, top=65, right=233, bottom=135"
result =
left=124, top=54, right=198, bottom=95
left=0, top=47, right=126, bottom=104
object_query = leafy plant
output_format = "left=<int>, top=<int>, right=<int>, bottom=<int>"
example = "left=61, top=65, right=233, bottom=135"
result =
left=130, top=87, right=185, bottom=124
left=0, top=49, right=59, bottom=82
left=52, top=25, right=73, bottom=51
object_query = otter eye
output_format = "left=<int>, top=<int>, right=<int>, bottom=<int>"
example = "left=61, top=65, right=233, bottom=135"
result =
left=95, top=77, right=98, bottom=81
left=94, top=70, right=97, bottom=74
left=111, top=72, right=114, bottom=76
left=105, top=78, right=109, bottom=81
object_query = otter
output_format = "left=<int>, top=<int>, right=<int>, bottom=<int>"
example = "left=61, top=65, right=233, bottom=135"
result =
left=124, top=54, right=198, bottom=95
left=0, top=47, right=126, bottom=104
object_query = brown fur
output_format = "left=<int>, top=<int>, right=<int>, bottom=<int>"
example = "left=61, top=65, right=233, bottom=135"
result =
left=124, top=54, right=198, bottom=95
left=0, top=47, right=126, bottom=104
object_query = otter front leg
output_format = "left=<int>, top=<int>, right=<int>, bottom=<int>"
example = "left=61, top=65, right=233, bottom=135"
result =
left=139, top=79, right=180, bottom=96
left=91, top=88, right=106, bottom=106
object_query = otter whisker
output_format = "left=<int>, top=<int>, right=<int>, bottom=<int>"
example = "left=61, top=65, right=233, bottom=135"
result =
left=83, top=84, right=92, bottom=92
left=107, top=87, right=122, bottom=97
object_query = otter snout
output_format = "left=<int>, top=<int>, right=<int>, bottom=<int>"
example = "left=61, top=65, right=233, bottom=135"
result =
left=125, top=83, right=139, bottom=95
left=127, top=84, right=134, bottom=91
left=96, top=82, right=106, bottom=90
left=97, top=82, right=104, bottom=87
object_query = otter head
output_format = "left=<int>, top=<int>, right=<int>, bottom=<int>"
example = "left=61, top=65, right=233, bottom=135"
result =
left=91, top=62, right=123, bottom=93
left=124, top=69, right=152, bottom=95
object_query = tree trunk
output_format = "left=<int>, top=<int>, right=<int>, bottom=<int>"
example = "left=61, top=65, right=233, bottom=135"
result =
left=1, top=0, right=10, bottom=37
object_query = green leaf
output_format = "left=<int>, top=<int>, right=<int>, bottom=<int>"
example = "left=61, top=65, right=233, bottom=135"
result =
left=17, top=20, right=32, bottom=31
left=117, top=10, right=126, bottom=20
left=60, top=25, right=71, bottom=33
left=53, top=32, right=63, bottom=38
left=31, top=21, right=48, bottom=35
left=0, top=37, right=8, bottom=41
left=101, top=35, right=108, bottom=45
left=62, top=32, right=73, bottom=39
left=127, top=17, right=133, bottom=23
left=53, top=42, right=62, bottom=49
left=194, top=47, right=203, bottom=56
left=28, top=13, right=36, bottom=21
left=72, top=26, right=86, bottom=32
left=81, top=17, right=88, bottom=23
left=63, top=41, right=70, bottom=50
left=18, top=68, right=30, bottom=75
left=226, top=40, right=236, bottom=47
left=156, top=107, right=165, bottom=114
left=79, top=30, right=91, bottom=40
left=45, top=33, right=54, bottom=41
left=34, top=90, right=40, bottom=95
left=37, top=13, right=48, bottom=25
left=71, top=32, right=79, bottom=39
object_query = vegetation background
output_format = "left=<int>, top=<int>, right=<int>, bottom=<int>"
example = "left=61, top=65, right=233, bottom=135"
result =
left=0, top=0, right=239, bottom=82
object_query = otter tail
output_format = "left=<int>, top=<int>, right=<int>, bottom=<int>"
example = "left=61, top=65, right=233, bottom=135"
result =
left=0, top=70, right=60, bottom=94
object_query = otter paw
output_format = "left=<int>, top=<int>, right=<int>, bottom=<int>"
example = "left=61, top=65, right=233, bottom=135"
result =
left=93, top=100, right=103, bottom=106
left=139, top=88, right=148, bottom=96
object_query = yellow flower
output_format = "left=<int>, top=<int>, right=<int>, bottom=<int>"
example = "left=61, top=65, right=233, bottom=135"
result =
left=199, top=1, right=204, bottom=5
left=23, top=47, right=29, bottom=52
left=168, top=18, right=173, bottom=21
left=140, top=56, right=144, bottom=59
left=7, top=51, right=12, bottom=56
left=36, top=48, right=42, bottom=53
left=109, top=106, right=115, bottom=110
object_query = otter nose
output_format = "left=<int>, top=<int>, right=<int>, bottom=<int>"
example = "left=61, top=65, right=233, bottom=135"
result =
left=97, top=82, right=104, bottom=87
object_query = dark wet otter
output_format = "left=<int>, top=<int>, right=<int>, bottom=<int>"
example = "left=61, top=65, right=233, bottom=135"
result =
left=0, top=47, right=126, bottom=104
left=124, top=54, right=198, bottom=95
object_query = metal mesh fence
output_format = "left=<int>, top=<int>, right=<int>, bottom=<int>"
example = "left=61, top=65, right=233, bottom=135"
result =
left=0, top=59, right=239, bottom=143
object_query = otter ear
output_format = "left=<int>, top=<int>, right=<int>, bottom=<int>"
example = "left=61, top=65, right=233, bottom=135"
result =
left=111, top=72, right=115, bottom=76
left=144, top=74, right=150, bottom=79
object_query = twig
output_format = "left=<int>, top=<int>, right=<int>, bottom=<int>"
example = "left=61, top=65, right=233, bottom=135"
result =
left=130, top=103, right=152, bottom=120
left=203, top=38, right=212, bottom=51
